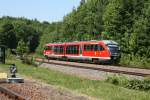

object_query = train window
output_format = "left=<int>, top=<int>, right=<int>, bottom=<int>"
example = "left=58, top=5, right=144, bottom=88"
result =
left=54, top=46, right=64, bottom=54
left=94, top=45, right=98, bottom=51
left=84, top=45, right=92, bottom=51
left=48, top=46, right=52, bottom=50
left=45, top=46, right=52, bottom=50
left=84, top=44, right=104, bottom=51
left=99, top=45, right=104, bottom=51
left=87, top=45, right=91, bottom=51
left=84, top=45, right=96, bottom=51
left=66, top=45, right=79, bottom=54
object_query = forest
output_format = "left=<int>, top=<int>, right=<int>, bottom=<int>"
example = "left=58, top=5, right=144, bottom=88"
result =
left=0, top=0, right=149, bottom=68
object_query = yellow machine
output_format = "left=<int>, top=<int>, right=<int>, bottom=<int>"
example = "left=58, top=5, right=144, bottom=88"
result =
left=0, top=73, right=7, bottom=79
left=0, top=73, right=7, bottom=83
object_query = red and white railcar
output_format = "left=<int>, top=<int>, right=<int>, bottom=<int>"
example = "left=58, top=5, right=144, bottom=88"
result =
left=43, top=40, right=121, bottom=64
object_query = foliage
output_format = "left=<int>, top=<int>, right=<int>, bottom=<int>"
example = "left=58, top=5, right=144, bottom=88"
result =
left=16, top=40, right=29, bottom=56
left=0, top=23, right=17, bottom=49
left=21, top=56, right=37, bottom=66
left=0, top=16, right=43, bottom=53
left=120, top=53, right=150, bottom=68
left=106, top=75, right=150, bottom=91
left=127, top=78, right=150, bottom=91
left=36, top=22, right=62, bottom=55
left=106, top=74, right=129, bottom=86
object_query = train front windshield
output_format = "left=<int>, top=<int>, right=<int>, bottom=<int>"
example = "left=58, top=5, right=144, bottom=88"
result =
left=107, top=44, right=120, bottom=57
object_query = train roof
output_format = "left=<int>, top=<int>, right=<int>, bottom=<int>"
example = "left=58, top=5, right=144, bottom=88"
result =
left=45, top=40, right=118, bottom=46
left=102, top=40, right=118, bottom=45
left=45, top=43, right=65, bottom=46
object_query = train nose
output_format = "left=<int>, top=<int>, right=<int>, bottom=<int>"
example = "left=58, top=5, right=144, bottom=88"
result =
left=108, top=45, right=121, bottom=60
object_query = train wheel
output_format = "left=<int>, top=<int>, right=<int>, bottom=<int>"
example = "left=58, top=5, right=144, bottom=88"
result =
left=92, top=58, right=99, bottom=64
left=111, top=59, right=120, bottom=65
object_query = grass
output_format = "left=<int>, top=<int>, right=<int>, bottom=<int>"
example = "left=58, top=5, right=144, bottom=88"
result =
left=0, top=59, right=150, bottom=100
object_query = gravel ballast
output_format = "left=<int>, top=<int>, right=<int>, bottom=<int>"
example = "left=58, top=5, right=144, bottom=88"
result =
left=1, top=79, right=92, bottom=100
left=39, top=62, right=143, bottom=80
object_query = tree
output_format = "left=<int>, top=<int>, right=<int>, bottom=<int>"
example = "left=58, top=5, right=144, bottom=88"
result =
left=15, top=25, right=39, bottom=52
left=0, top=23, right=17, bottom=49
left=80, top=0, right=86, bottom=6
left=16, top=40, right=29, bottom=57
left=132, top=1, right=150, bottom=57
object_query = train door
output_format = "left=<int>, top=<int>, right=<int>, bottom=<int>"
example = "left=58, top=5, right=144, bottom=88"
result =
left=83, top=44, right=98, bottom=57
left=98, top=44, right=110, bottom=59
left=93, top=44, right=100, bottom=57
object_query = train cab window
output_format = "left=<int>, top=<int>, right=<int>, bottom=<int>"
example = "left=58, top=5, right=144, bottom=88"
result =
left=66, top=45, right=79, bottom=54
left=54, top=46, right=64, bottom=54
left=99, top=45, right=105, bottom=51
left=94, top=45, right=104, bottom=51
left=45, top=46, right=52, bottom=50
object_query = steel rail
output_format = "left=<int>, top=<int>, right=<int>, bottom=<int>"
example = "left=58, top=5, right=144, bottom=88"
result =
left=0, top=86, right=28, bottom=100
left=35, top=58, right=150, bottom=77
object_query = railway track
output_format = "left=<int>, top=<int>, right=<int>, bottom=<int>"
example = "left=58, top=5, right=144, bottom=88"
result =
left=0, top=86, right=27, bottom=100
left=35, top=57, right=150, bottom=77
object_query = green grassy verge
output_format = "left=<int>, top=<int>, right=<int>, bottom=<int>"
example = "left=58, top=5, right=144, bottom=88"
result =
left=0, top=59, right=150, bottom=100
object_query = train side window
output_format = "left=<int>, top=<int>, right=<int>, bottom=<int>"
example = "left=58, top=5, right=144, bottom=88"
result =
left=66, top=46, right=69, bottom=54
left=99, top=45, right=105, bottom=51
left=54, top=46, right=64, bottom=54
left=48, top=46, right=52, bottom=50
left=45, top=46, right=52, bottom=50
left=87, top=45, right=90, bottom=51
left=66, top=46, right=71, bottom=54
left=54, top=46, right=58, bottom=54
left=66, top=45, right=79, bottom=54
left=59, top=46, right=64, bottom=54
left=54, top=46, right=57, bottom=53
left=94, top=45, right=98, bottom=51
left=84, top=45, right=86, bottom=51
left=84, top=45, right=92, bottom=51
left=74, top=45, right=79, bottom=54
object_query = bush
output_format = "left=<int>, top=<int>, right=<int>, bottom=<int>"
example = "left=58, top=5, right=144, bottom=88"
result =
left=126, top=78, right=150, bottom=91
left=120, top=53, right=150, bottom=69
left=106, top=75, right=150, bottom=91
left=106, top=74, right=128, bottom=86
left=21, top=56, right=37, bottom=67
left=126, top=79, right=143, bottom=90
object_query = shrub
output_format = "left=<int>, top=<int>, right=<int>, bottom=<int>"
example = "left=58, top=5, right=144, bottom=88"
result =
left=120, top=53, right=150, bottom=69
left=106, top=74, right=128, bottom=86
left=106, top=75, right=150, bottom=91
left=126, top=79, right=143, bottom=90
left=21, top=56, right=37, bottom=67
left=126, top=78, right=150, bottom=91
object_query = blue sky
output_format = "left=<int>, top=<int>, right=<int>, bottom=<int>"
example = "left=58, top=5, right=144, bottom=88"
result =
left=0, top=0, right=81, bottom=22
